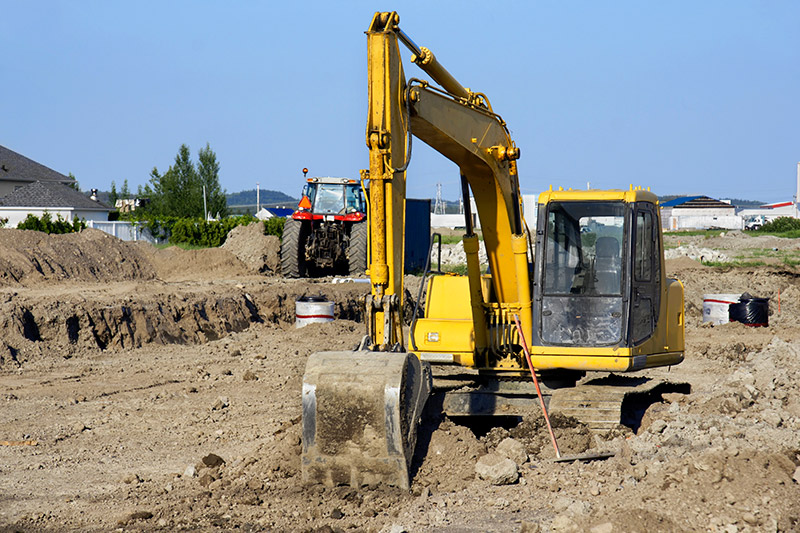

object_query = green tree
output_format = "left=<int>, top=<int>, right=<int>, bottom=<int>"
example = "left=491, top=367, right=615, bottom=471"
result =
left=146, top=144, right=201, bottom=218
left=197, top=143, right=227, bottom=217
left=121, top=178, right=131, bottom=199
left=110, top=181, right=119, bottom=206
left=67, top=172, right=79, bottom=190
left=143, top=144, right=227, bottom=219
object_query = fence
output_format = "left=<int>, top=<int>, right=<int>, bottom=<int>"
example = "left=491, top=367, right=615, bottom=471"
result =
left=86, top=221, right=158, bottom=243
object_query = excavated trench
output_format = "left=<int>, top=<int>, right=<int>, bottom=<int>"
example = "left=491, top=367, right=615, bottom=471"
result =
left=0, top=283, right=368, bottom=369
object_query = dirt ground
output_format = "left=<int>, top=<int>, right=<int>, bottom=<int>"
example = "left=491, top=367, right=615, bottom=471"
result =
left=1, top=227, right=799, bottom=532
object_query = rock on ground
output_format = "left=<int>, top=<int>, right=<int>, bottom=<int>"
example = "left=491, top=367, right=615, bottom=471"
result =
left=475, top=453, right=519, bottom=485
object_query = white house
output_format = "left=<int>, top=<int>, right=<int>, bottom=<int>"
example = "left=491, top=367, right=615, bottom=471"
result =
left=0, top=181, right=112, bottom=227
left=255, top=207, right=294, bottom=220
left=660, top=196, right=741, bottom=230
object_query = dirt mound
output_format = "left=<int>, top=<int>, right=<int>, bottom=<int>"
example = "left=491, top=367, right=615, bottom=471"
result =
left=703, top=232, right=800, bottom=251
left=0, top=228, right=157, bottom=286
left=221, top=222, right=280, bottom=274
left=666, top=256, right=705, bottom=272
left=138, top=244, right=254, bottom=282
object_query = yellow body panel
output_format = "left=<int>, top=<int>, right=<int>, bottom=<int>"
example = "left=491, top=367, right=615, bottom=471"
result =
left=538, top=187, right=659, bottom=206
left=411, top=275, right=475, bottom=359
left=424, top=275, right=472, bottom=319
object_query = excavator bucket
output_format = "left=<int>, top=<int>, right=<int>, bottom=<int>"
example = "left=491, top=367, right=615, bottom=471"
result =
left=301, top=350, right=432, bottom=490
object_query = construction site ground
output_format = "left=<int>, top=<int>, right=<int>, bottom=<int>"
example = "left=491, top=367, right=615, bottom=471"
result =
left=1, top=225, right=799, bottom=532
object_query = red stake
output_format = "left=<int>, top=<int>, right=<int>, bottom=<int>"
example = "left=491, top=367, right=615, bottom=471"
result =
left=513, top=314, right=561, bottom=459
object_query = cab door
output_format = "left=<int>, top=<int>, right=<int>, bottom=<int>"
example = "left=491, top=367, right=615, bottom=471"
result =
left=630, top=203, right=660, bottom=344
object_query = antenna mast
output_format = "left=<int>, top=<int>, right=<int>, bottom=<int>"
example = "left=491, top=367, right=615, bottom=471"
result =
left=434, top=182, right=445, bottom=215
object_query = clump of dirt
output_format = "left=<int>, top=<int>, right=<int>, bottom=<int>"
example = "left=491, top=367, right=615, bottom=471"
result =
left=221, top=222, right=280, bottom=274
left=0, top=228, right=157, bottom=286
left=412, top=417, right=486, bottom=493
left=483, top=412, right=594, bottom=459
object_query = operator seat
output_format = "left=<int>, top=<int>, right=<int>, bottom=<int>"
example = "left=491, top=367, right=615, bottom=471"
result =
left=594, top=236, right=621, bottom=294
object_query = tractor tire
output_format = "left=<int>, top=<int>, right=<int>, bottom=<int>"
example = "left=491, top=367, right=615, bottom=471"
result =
left=281, top=218, right=308, bottom=278
left=347, top=220, right=368, bottom=275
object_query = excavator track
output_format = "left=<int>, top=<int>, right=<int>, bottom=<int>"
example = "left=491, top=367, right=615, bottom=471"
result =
left=301, top=351, right=431, bottom=490
left=439, top=372, right=689, bottom=431
left=548, top=375, right=691, bottom=430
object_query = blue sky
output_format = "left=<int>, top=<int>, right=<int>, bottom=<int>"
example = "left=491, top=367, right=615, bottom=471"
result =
left=3, top=1, right=799, bottom=203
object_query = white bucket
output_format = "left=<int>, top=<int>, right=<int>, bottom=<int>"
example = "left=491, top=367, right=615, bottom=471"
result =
left=295, top=297, right=335, bottom=328
left=702, top=293, right=741, bottom=325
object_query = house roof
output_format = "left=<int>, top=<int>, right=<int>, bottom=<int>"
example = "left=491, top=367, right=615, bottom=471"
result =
left=0, top=181, right=111, bottom=210
left=759, top=201, right=794, bottom=209
left=660, top=195, right=734, bottom=209
left=0, top=145, right=76, bottom=185
left=267, top=207, right=294, bottom=217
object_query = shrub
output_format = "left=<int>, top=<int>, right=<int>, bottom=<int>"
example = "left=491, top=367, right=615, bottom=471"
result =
left=263, top=217, right=286, bottom=239
left=760, top=216, right=800, bottom=233
left=168, top=215, right=257, bottom=247
left=16, top=212, right=86, bottom=234
left=0, top=217, right=7, bottom=228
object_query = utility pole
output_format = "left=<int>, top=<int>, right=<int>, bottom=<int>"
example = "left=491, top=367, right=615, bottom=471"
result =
left=795, top=162, right=800, bottom=219
left=203, top=185, right=208, bottom=221
left=257, top=182, right=260, bottom=214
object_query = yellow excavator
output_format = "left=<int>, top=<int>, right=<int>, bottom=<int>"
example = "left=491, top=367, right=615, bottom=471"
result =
left=301, top=12, right=685, bottom=490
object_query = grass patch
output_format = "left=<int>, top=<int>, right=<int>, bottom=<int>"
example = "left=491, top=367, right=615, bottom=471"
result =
left=701, top=260, right=766, bottom=268
left=749, top=248, right=778, bottom=257
left=438, top=234, right=466, bottom=245
left=432, top=229, right=484, bottom=245
left=663, top=229, right=724, bottom=238
left=755, top=229, right=800, bottom=239
left=441, top=264, right=469, bottom=275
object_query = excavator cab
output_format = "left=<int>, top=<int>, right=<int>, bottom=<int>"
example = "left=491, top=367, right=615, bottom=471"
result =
left=528, top=188, right=684, bottom=373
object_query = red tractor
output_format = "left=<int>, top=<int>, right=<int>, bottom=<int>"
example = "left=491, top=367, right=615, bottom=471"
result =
left=280, top=175, right=368, bottom=277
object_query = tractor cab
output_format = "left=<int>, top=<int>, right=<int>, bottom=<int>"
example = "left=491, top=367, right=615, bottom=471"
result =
left=296, top=177, right=366, bottom=220
left=282, top=175, right=369, bottom=277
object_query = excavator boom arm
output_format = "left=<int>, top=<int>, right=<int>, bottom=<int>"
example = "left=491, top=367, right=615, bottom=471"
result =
left=365, top=11, right=531, bottom=352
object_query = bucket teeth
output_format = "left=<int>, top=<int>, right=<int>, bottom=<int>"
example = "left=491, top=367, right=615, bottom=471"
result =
left=301, top=351, right=431, bottom=489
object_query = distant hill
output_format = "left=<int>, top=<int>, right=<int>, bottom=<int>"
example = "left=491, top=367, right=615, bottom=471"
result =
left=226, top=189, right=297, bottom=208
left=719, top=197, right=767, bottom=208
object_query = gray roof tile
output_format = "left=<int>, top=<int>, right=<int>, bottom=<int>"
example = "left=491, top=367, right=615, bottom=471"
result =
left=0, top=145, right=76, bottom=184
left=0, top=181, right=111, bottom=210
